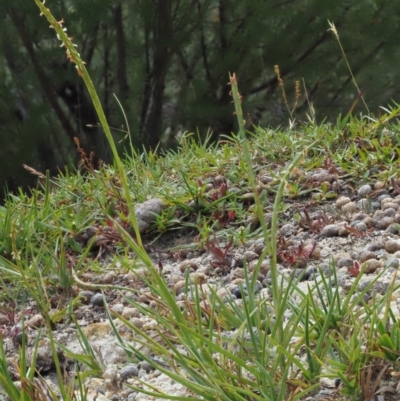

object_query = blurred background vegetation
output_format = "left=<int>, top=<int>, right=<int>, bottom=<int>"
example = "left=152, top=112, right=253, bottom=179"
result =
left=0, top=0, right=399, bottom=198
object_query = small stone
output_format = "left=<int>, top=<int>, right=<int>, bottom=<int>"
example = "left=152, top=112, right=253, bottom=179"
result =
left=311, top=170, right=336, bottom=183
left=367, top=240, right=385, bottom=251
left=110, top=303, right=124, bottom=314
left=387, top=224, right=400, bottom=234
left=342, top=202, right=357, bottom=213
left=135, top=198, right=165, bottom=224
left=321, top=224, right=340, bottom=237
left=91, top=293, right=106, bottom=307
left=356, top=199, right=369, bottom=210
left=130, top=318, right=144, bottom=329
left=122, top=308, right=141, bottom=319
left=304, top=265, right=318, bottom=281
left=101, top=272, right=116, bottom=284
left=358, top=184, right=372, bottom=197
left=120, top=365, right=139, bottom=380
left=382, top=202, right=399, bottom=211
left=370, top=202, right=380, bottom=209
left=364, top=259, right=381, bottom=274
left=280, top=223, right=296, bottom=237
left=337, top=258, right=354, bottom=268
left=334, top=252, right=351, bottom=263
left=189, top=272, right=207, bottom=284
left=139, top=361, right=155, bottom=373
left=216, top=288, right=232, bottom=301
left=0, top=314, right=8, bottom=325
left=243, top=250, right=259, bottom=261
left=377, top=217, right=394, bottom=229
left=378, top=194, right=391, bottom=203
left=179, top=260, right=199, bottom=273
left=385, top=239, right=400, bottom=253
left=358, top=251, right=376, bottom=263
left=355, top=222, right=367, bottom=232
left=374, top=181, right=385, bottom=190
left=362, top=217, right=374, bottom=227
left=231, top=268, right=245, bottom=279
left=232, top=282, right=262, bottom=299
left=351, top=212, right=367, bottom=222
left=103, top=365, right=120, bottom=391
left=248, top=259, right=270, bottom=274
left=384, top=208, right=396, bottom=217
left=14, top=332, right=28, bottom=346
left=259, top=175, right=273, bottom=184
left=336, top=196, right=351, bottom=208
left=385, top=258, right=399, bottom=269
left=79, top=291, right=95, bottom=304
left=26, top=314, right=45, bottom=329
left=174, top=280, right=186, bottom=294
left=250, top=239, right=266, bottom=255
left=137, top=292, right=153, bottom=304
left=381, top=197, right=395, bottom=206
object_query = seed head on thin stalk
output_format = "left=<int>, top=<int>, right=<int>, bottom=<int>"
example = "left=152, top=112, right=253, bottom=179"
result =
left=274, top=65, right=301, bottom=125
left=328, top=20, right=369, bottom=113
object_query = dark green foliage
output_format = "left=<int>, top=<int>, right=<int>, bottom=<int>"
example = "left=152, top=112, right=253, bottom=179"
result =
left=0, top=0, right=399, bottom=197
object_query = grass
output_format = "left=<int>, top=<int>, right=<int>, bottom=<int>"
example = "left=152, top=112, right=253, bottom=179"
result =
left=1, top=2, right=400, bottom=400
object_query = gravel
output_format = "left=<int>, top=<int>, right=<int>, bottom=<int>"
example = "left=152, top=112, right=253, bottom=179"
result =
left=4, top=176, right=400, bottom=401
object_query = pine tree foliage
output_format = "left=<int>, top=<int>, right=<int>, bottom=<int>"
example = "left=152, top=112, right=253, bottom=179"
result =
left=0, top=0, right=399, bottom=194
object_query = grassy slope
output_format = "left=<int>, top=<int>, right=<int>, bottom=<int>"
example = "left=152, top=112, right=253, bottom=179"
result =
left=0, top=121, right=400, bottom=400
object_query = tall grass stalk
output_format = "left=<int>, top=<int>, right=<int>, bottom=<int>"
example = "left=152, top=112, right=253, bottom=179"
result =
left=33, top=0, right=148, bottom=259
left=328, top=21, right=369, bottom=114
left=230, top=74, right=320, bottom=357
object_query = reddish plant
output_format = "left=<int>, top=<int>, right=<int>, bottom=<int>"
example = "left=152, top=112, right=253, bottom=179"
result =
left=212, top=204, right=236, bottom=227
left=299, top=208, right=334, bottom=234
left=277, top=240, right=317, bottom=267
left=206, top=235, right=234, bottom=268
left=348, top=260, right=361, bottom=277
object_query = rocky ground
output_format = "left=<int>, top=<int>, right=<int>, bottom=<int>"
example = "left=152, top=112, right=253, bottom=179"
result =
left=3, top=168, right=400, bottom=401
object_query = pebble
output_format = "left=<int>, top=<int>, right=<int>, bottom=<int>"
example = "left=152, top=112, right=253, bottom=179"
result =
left=280, top=223, right=295, bottom=236
left=384, top=239, right=400, bottom=253
left=382, top=202, right=399, bottom=211
left=358, top=251, right=376, bottom=263
left=377, top=217, right=394, bottom=229
left=321, top=224, right=339, bottom=237
left=243, top=250, right=259, bottom=261
left=91, top=293, right=106, bottom=307
left=130, top=318, right=144, bottom=329
left=26, top=314, right=45, bottom=329
left=384, top=258, right=400, bottom=269
left=388, top=224, right=400, bottom=235
left=79, top=291, right=95, bottom=304
left=357, top=184, right=372, bottom=197
left=102, top=272, right=117, bottom=284
left=336, top=196, right=351, bottom=208
left=0, top=314, right=8, bottom=326
left=367, top=240, right=385, bottom=251
left=179, top=260, right=199, bottom=272
left=354, top=222, right=367, bottom=232
left=122, top=308, right=141, bottom=319
left=356, top=199, right=369, bottom=210
left=364, top=259, right=381, bottom=274
left=110, top=303, right=124, bottom=314
left=342, top=202, right=357, bottom=213
left=120, top=365, right=139, bottom=380
left=336, top=258, right=353, bottom=268
left=139, top=361, right=156, bottom=373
